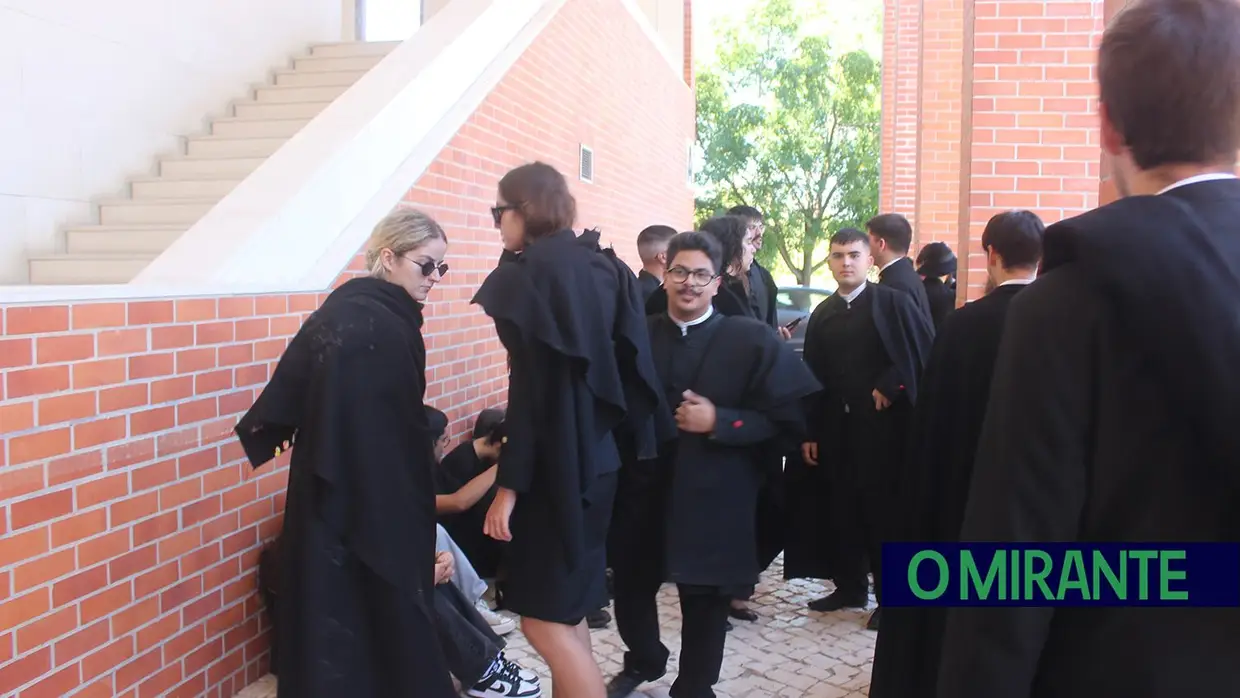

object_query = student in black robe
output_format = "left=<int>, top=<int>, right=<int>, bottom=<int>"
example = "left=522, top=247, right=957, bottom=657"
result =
left=644, top=216, right=755, bottom=320
left=866, top=213, right=933, bottom=322
left=727, top=206, right=785, bottom=335
left=606, top=231, right=820, bottom=698
left=938, top=3, right=1240, bottom=696
left=788, top=228, right=933, bottom=631
left=914, top=241, right=958, bottom=330
left=868, top=210, right=1044, bottom=698
left=472, top=162, right=665, bottom=698
left=635, top=225, right=677, bottom=303
left=234, top=208, right=456, bottom=698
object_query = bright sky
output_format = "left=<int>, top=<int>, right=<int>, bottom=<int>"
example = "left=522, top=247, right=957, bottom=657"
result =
left=693, top=0, right=883, bottom=67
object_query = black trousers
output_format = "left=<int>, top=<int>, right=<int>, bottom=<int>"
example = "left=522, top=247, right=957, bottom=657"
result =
left=433, top=582, right=504, bottom=686
left=613, top=558, right=732, bottom=698
left=831, top=411, right=893, bottom=604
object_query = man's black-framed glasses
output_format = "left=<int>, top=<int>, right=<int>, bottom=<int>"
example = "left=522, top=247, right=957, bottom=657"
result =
left=666, top=266, right=718, bottom=287
left=491, top=205, right=518, bottom=228
left=405, top=256, right=449, bottom=278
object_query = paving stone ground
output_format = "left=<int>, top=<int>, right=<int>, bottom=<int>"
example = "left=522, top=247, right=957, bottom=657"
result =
left=239, top=557, right=876, bottom=698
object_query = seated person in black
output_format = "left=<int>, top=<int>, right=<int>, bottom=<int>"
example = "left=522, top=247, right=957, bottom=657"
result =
left=431, top=548, right=543, bottom=698
left=437, top=408, right=507, bottom=578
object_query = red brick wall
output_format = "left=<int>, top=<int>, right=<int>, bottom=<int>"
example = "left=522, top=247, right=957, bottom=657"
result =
left=916, top=0, right=968, bottom=250
left=0, top=1, right=694, bottom=695
left=964, top=0, right=1104, bottom=298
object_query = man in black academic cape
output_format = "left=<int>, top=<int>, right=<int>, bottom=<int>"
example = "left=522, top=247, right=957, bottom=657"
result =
left=868, top=210, right=1044, bottom=698
left=606, top=231, right=820, bottom=698
left=635, top=225, right=678, bottom=303
left=937, top=2, right=1240, bottom=696
left=789, top=228, right=933, bottom=631
left=867, top=213, right=933, bottom=322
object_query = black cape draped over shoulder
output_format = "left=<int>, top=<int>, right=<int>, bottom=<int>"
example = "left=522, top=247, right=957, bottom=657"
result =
left=234, top=277, right=454, bottom=698
left=472, top=229, right=669, bottom=568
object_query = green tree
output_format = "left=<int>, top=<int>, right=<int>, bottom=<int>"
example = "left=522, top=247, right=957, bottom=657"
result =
left=695, top=0, right=881, bottom=286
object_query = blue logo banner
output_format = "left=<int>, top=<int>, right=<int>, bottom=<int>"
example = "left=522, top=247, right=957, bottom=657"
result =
left=882, top=543, right=1240, bottom=607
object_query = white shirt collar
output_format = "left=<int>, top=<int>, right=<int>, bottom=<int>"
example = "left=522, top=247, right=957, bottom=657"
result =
left=999, top=278, right=1035, bottom=287
left=879, top=257, right=902, bottom=272
left=671, top=304, right=714, bottom=336
left=1157, top=172, right=1237, bottom=195
left=840, top=281, right=867, bottom=306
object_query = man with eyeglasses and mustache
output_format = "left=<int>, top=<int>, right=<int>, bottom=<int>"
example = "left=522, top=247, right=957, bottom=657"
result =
left=605, top=231, right=819, bottom=698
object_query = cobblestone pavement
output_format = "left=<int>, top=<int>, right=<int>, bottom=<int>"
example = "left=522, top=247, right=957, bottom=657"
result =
left=502, top=557, right=876, bottom=698
left=240, top=557, right=877, bottom=698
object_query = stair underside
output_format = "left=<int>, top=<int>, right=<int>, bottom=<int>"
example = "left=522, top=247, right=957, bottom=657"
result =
left=28, top=40, right=399, bottom=285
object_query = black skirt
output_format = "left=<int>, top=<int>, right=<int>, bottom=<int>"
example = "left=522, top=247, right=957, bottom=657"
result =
left=500, top=471, right=618, bottom=625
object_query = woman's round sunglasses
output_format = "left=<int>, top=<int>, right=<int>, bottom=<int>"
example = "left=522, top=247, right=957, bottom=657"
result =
left=404, top=255, right=449, bottom=278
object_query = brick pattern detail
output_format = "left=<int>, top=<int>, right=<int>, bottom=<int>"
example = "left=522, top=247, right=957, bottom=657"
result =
left=964, top=0, right=1105, bottom=298
left=683, top=0, right=694, bottom=88
left=888, top=0, right=923, bottom=222
left=915, top=0, right=968, bottom=251
left=0, top=1, right=694, bottom=696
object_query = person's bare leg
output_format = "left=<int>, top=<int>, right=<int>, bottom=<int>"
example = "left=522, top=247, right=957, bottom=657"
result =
left=575, top=618, right=593, bottom=653
left=521, top=616, right=605, bottom=698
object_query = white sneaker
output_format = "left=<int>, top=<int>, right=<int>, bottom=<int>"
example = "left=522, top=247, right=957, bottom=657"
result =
left=467, top=658, right=542, bottom=697
left=476, top=599, right=516, bottom=636
left=498, top=653, right=540, bottom=684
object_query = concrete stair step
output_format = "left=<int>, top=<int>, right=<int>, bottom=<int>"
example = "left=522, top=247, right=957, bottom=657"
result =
left=98, top=197, right=217, bottom=225
left=292, top=54, right=384, bottom=72
left=211, top=116, right=312, bottom=138
left=274, top=68, right=368, bottom=87
left=232, top=99, right=331, bottom=119
left=159, top=156, right=266, bottom=178
left=186, top=135, right=287, bottom=158
left=254, top=83, right=350, bottom=104
left=28, top=253, right=157, bottom=285
left=309, top=40, right=400, bottom=58
left=130, top=177, right=241, bottom=199
left=65, top=225, right=186, bottom=254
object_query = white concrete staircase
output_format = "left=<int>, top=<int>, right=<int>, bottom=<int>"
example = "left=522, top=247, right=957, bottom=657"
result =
left=27, top=41, right=401, bottom=285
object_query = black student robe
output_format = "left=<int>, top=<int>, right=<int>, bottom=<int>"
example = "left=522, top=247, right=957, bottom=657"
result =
left=637, top=269, right=662, bottom=304
left=937, top=177, right=1240, bottom=698
left=869, top=282, right=1027, bottom=698
left=921, top=276, right=957, bottom=330
left=782, top=282, right=934, bottom=581
left=748, top=262, right=780, bottom=327
left=234, top=277, right=455, bottom=698
left=630, top=313, right=819, bottom=587
left=880, top=257, right=934, bottom=322
left=435, top=442, right=501, bottom=578
left=472, top=229, right=667, bottom=619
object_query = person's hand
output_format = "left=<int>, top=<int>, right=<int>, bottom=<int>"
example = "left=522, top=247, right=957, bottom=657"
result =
left=778, top=325, right=793, bottom=341
left=872, top=389, right=892, bottom=411
left=434, top=551, right=455, bottom=585
left=802, top=442, right=819, bottom=466
left=675, top=390, right=717, bottom=434
left=484, top=487, right=517, bottom=542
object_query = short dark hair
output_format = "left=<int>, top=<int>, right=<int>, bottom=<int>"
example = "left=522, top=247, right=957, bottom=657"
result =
left=830, top=227, right=870, bottom=248
left=698, top=216, right=747, bottom=274
left=1100, top=0, right=1240, bottom=171
left=498, top=162, right=577, bottom=240
left=726, top=205, right=764, bottom=222
left=981, top=211, right=1045, bottom=270
left=865, top=213, right=913, bottom=254
left=425, top=406, right=449, bottom=439
left=666, top=231, right=724, bottom=276
left=472, top=408, right=505, bottom=443
left=636, top=225, right=678, bottom=263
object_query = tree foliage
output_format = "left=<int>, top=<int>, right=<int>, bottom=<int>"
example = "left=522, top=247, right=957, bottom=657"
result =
left=695, top=0, right=881, bottom=286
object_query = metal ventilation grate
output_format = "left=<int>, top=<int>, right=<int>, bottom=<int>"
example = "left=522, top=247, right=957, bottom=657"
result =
left=579, top=145, right=594, bottom=183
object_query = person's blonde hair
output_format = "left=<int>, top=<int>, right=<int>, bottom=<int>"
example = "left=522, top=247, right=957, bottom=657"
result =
left=364, top=207, right=448, bottom=278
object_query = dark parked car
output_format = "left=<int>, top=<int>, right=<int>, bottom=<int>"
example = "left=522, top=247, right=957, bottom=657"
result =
left=776, top=286, right=835, bottom=355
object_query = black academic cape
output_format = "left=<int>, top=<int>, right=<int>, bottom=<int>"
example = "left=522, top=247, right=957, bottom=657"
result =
left=637, top=269, right=662, bottom=304
left=234, top=277, right=455, bottom=698
left=869, top=282, right=1027, bottom=698
left=614, top=313, right=819, bottom=588
left=749, top=262, right=780, bottom=328
left=921, top=276, right=956, bottom=331
left=937, top=178, right=1240, bottom=698
left=472, top=229, right=667, bottom=567
left=880, top=257, right=934, bottom=323
left=782, top=282, right=934, bottom=581
left=644, top=274, right=755, bottom=320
